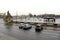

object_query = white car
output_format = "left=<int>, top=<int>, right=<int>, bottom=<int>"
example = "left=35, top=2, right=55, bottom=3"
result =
left=19, top=23, right=32, bottom=30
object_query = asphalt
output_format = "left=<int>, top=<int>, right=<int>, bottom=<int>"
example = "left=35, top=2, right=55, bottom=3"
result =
left=0, top=19, right=60, bottom=40
left=0, top=33, right=18, bottom=40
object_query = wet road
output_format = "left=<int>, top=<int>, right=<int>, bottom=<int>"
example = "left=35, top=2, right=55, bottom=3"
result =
left=0, top=19, right=60, bottom=40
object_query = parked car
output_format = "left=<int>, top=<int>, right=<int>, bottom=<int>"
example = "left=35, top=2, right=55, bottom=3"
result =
left=35, top=25, right=43, bottom=32
left=19, top=23, right=32, bottom=30
left=19, top=23, right=24, bottom=29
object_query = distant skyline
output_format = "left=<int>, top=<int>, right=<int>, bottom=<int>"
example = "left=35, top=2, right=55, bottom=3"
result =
left=0, top=0, right=60, bottom=16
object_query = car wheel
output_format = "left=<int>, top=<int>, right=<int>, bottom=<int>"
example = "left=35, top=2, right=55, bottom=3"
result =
left=23, top=28, right=28, bottom=30
left=19, top=26, right=22, bottom=29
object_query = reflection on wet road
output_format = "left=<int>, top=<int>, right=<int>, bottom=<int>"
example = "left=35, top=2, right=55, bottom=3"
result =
left=0, top=23, right=59, bottom=40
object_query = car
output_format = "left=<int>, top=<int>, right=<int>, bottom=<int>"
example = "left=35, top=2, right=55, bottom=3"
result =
left=35, top=25, right=43, bottom=32
left=19, top=23, right=25, bottom=29
left=19, top=23, right=32, bottom=30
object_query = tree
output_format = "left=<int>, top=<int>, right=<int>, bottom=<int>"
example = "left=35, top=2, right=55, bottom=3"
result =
left=28, top=13, right=33, bottom=17
left=33, top=14, right=36, bottom=17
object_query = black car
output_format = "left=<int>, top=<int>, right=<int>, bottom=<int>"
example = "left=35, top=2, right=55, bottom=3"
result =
left=35, top=25, right=43, bottom=32
left=19, top=23, right=25, bottom=29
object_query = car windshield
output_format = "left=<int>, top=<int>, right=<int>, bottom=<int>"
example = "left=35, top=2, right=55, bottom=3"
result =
left=20, top=23, right=31, bottom=27
left=20, top=23, right=24, bottom=25
left=25, top=24, right=31, bottom=27
left=20, top=23, right=25, bottom=26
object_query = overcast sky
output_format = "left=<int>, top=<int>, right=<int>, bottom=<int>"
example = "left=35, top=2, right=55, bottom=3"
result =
left=0, top=0, right=60, bottom=15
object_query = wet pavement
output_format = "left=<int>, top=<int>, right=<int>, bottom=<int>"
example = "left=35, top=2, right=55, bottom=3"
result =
left=0, top=33, right=18, bottom=40
left=0, top=18, right=60, bottom=40
left=0, top=23, right=60, bottom=40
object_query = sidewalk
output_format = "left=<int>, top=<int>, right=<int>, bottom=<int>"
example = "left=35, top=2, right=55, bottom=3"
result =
left=44, top=27, right=60, bottom=31
left=0, top=33, right=18, bottom=40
